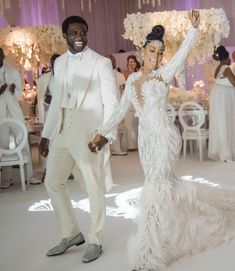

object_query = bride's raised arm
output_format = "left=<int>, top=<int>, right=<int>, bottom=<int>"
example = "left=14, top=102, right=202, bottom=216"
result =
left=160, top=10, right=200, bottom=84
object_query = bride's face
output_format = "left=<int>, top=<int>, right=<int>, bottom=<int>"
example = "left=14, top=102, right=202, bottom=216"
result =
left=142, top=42, right=164, bottom=70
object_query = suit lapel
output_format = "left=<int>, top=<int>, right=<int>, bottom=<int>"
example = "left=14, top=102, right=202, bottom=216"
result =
left=74, top=48, right=98, bottom=109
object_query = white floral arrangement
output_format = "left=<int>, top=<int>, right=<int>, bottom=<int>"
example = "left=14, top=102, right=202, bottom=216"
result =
left=168, top=80, right=209, bottom=108
left=0, top=25, right=67, bottom=76
left=123, top=8, right=230, bottom=65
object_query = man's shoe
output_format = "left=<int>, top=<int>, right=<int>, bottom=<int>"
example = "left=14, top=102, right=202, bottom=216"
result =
left=82, top=244, right=102, bottom=263
left=30, top=178, right=42, bottom=185
left=46, top=232, right=85, bottom=256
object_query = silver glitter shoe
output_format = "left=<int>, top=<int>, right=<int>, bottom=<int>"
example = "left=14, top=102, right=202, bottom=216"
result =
left=46, top=232, right=85, bottom=256
left=82, top=243, right=102, bottom=263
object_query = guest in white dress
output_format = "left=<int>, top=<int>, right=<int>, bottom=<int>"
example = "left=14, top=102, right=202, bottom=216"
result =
left=208, top=46, right=235, bottom=162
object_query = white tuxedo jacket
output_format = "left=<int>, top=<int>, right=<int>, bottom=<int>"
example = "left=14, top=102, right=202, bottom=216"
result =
left=42, top=47, right=119, bottom=191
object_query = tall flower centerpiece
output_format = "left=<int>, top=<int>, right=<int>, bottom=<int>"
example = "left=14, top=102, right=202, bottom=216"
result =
left=0, top=25, right=67, bottom=77
left=123, top=8, right=230, bottom=65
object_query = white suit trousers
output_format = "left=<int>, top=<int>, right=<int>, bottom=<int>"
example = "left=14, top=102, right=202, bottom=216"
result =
left=45, top=109, right=106, bottom=245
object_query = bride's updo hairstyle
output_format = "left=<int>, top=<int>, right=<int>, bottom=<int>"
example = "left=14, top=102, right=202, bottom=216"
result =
left=143, top=25, right=165, bottom=50
left=213, top=46, right=229, bottom=61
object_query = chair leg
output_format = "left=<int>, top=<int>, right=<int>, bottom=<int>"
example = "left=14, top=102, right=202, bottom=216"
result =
left=190, top=140, right=193, bottom=154
left=199, top=139, right=203, bottom=161
left=19, top=164, right=26, bottom=191
left=24, top=164, right=30, bottom=186
left=183, top=139, right=187, bottom=160
left=0, top=167, right=2, bottom=193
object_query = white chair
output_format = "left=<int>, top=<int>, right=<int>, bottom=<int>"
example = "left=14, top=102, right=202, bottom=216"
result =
left=167, top=102, right=176, bottom=122
left=0, top=118, right=30, bottom=191
left=178, top=101, right=209, bottom=161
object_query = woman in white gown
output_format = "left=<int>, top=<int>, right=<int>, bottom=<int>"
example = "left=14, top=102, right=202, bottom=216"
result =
left=90, top=11, right=235, bottom=271
left=208, top=46, right=235, bottom=162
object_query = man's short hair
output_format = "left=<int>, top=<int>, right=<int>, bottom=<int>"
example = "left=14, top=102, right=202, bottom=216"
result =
left=62, top=16, right=88, bottom=34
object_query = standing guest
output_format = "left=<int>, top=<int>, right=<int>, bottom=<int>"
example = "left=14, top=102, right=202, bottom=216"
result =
left=37, top=54, right=60, bottom=182
left=204, top=56, right=218, bottom=92
left=0, top=48, right=33, bottom=184
left=39, top=15, right=119, bottom=262
left=123, top=55, right=140, bottom=80
left=37, top=54, right=60, bottom=124
left=106, top=54, right=127, bottom=155
left=123, top=55, right=140, bottom=150
left=209, top=46, right=235, bottom=162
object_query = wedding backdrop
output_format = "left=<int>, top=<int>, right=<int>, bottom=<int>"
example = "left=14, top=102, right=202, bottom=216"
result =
left=0, top=1, right=233, bottom=78
left=0, top=0, right=235, bottom=56
left=0, top=0, right=233, bottom=112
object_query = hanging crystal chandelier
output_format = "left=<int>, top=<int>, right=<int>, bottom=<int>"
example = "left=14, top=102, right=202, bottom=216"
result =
left=0, top=0, right=161, bottom=14
left=137, top=0, right=161, bottom=9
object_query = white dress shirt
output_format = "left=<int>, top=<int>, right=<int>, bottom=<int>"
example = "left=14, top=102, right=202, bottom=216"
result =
left=61, top=47, right=87, bottom=108
left=0, top=65, right=5, bottom=85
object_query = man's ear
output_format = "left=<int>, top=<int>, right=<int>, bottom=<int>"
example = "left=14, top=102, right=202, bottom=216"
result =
left=62, top=32, right=67, bottom=40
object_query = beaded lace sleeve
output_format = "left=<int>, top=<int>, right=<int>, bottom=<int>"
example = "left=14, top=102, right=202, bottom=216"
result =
left=160, top=26, right=198, bottom=84
left=98, top=75, right=133, bottom=137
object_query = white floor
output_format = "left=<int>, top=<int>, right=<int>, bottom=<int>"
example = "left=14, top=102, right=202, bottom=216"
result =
left=1, top=151, right=235, bottom=271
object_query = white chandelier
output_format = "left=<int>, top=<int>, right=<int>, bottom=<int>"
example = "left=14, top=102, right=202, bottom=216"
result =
left=137, top=0, right=161, bottom=9
left=0, top=0, right=161, bottom=14
left=61, top=0, right=161, bottom=12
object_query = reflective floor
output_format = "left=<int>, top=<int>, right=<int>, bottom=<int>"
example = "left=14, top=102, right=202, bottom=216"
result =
left=1, top=151, right=235, bottom=271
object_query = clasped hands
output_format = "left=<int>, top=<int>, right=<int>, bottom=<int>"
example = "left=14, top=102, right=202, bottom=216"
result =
left=39, top=134, right=108, bottom=158
left=88, top=133, right=108, bottom=153
left=0, top=83, right=16, bottom=95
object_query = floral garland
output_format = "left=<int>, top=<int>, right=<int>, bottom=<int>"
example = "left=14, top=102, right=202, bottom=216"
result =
left=123, top=8, right=230, bottom=65
left=0, top=25, right=67, bottom=77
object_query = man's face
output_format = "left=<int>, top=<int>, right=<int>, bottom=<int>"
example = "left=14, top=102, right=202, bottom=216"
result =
left=63, top=23, right=88, bottom=54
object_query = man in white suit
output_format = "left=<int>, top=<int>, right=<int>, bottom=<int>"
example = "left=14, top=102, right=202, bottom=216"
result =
left=39, top=16, right=119, bottom=262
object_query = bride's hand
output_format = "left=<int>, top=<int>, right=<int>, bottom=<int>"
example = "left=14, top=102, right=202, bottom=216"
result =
left=188, top=10, right=200, bottom=28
